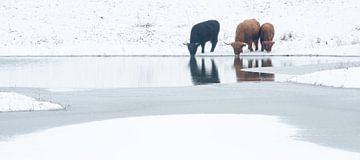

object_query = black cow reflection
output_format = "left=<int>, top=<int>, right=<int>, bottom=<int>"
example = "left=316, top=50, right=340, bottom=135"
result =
left=233, top=58, right=274, bottom=82
left=189, top=57, right=220, bottom=85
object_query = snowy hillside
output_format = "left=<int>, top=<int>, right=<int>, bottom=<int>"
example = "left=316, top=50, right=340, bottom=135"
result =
left=0, top=0, right=359, bottom=55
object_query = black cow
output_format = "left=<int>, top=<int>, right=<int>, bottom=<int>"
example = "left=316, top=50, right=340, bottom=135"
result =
left=184, top=20, right=220, bottom=56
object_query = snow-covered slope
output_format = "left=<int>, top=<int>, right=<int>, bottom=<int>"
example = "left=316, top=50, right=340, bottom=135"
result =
left=1, top=0, right=359, bottom=55
left=0, top=92, right=63, bottom=112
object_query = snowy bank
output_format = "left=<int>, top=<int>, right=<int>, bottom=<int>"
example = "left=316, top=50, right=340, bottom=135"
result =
left=1, top=0, right=359, bottom=55
left=289, top=67, right=360, bottom=88
left=0, top=114, right=359, bottom=160
left=0, top=92, right=63, bottom=112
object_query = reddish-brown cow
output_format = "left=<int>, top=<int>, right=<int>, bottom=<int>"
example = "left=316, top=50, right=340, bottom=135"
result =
left=260, top=23, right=275, bottom=52
left=226, top=19, right=260, bottom=55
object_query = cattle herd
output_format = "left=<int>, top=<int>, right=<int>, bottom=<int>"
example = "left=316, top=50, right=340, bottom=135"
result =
left=185, top=19, right=275, bottom=56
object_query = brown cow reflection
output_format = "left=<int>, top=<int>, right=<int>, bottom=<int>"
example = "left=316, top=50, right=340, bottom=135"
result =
left=189, top=57, right=220, bottom=85
left=233, top=57, right=274, bottom=82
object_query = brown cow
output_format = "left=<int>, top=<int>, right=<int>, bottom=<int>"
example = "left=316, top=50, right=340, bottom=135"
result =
left=260, top=23, right=275, bottom=52
left=226, top=19, right=260, bottom=55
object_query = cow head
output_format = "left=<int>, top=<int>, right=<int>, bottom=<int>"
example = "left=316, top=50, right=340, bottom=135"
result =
left=184, top=43, right=201, bottom=55
left=225, top=42, right=247, bottom=55
left=262, top=41, right=275, bottom=52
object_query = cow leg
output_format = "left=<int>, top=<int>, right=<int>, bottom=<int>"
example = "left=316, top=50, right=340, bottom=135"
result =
left=210, top=40, right=218, bottom=52
left=254, top=39, right=259, bottom=51
left=248, top=41, right=253, bottom=52
left=201, top=43, right=205, bottom=53
left=261, top=41, right=265, bottom=52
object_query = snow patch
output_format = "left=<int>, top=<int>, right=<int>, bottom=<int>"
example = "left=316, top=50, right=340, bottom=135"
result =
left=0, top=92, right=63, bottom=112
left=0, top=114, right=358, bottom=160
left=289, top=67, right=360, bottom=88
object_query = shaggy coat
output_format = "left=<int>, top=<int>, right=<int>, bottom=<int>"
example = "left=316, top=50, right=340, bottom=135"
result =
left=231, top=19, right=260, bottom=55
left=187, top=20, right=220, bottom=56
left=260, top=23, right=275, bottom=52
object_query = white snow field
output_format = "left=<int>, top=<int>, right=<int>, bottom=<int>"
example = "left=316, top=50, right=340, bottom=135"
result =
left=0, top=114, right=359, bottom=160
left=0, top=0, right=359, bottom=56
left=0, top=92, right=63, bottom=112
left=289, top=67, right=360, bottom=88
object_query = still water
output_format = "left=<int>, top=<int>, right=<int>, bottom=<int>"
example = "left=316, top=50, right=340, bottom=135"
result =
left=0, top=56, right=357, bottom=90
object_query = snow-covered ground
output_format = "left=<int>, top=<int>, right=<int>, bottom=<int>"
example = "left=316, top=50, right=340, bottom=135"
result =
left=1, top=0, right=359, bottom=55
left=0, top=114, right=359, bottom=160
left=289, top=67, right=360, bottom=88
left=0, top=92, right=63, bottom=112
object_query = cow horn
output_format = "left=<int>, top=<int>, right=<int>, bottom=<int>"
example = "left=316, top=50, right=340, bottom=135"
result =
left=183, top=42, right=189, bottom=46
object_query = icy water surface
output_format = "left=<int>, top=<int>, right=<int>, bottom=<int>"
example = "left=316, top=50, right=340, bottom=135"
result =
left=0, top=56, right=359, bottom=90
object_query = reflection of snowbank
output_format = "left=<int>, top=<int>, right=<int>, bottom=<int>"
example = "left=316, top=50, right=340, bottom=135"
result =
left=289, top=67, right=360, bottom=88
left=0, top=0, right=359, bottom=55
left=0, top=92, right=63, bottom=112
left=0, top=114, right=358, bottom=160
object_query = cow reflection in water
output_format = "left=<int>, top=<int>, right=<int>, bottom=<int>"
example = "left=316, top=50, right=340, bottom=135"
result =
left=189, top=57, right=220, bottom=85
left=233, top=57, right=274, bottom=81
